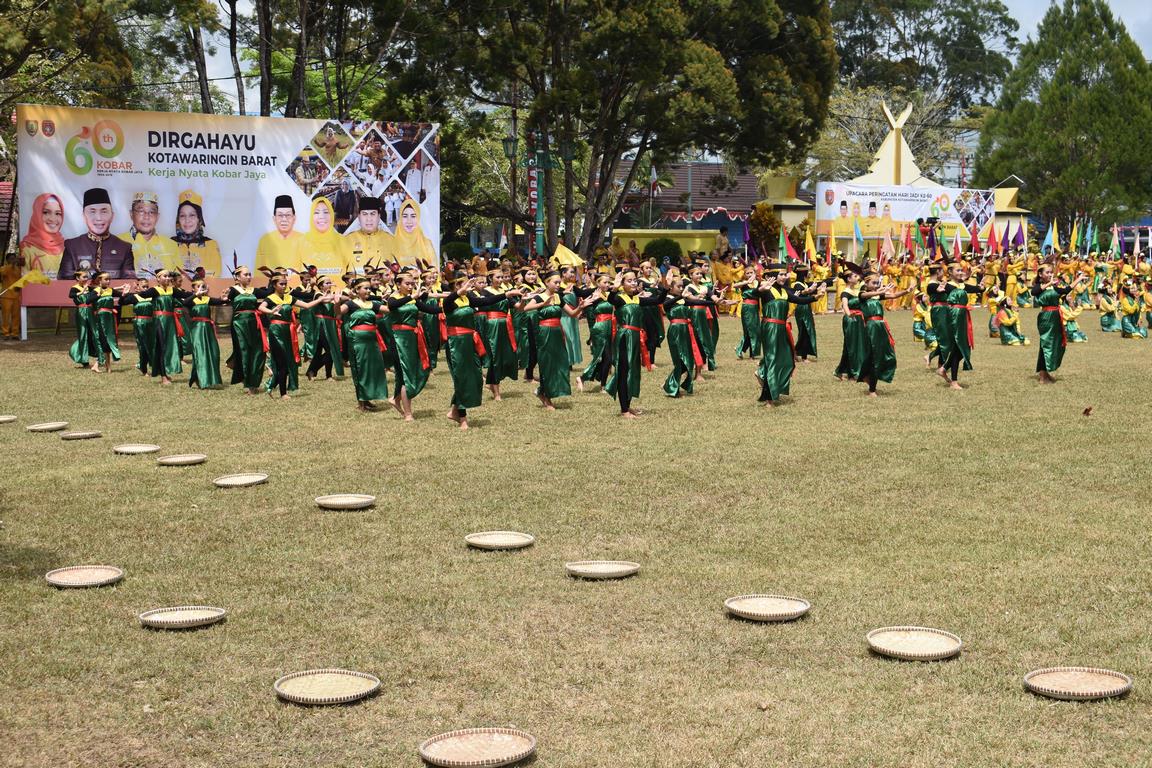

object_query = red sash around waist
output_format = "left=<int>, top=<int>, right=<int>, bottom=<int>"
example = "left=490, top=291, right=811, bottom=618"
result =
left=446, top=325, right=486, bottom=357
left=948, top=304, right=975, bottom=348
left=761, top=316, right=795, bottom=354
left=1042, top=306, right=1067, bottom=347
left=621, top=324, right=652, bottom=370
left=478, top=310, right=517, bottom=352
left=865, top=315, right=895, bottom=348
left=391, top=323, right=431, bottom=370
left=154, top=310, right=185, bottom=338
left=350, top=323, right=388, bottom=354
left=270, top=318, right=300, bottom=362
left=670, top=318, right=704, bottom=367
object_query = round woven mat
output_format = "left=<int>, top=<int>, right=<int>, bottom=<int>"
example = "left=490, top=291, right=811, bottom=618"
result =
left=315, top=494, right=375, bottom=510
left=465, top=531, right=535, bottom=551
left=213, top=473, right=269, bottom=488
left=45, top=565, right=124, bottom=588
left=140, top=606, right=227, bottom=630
left=1024, top=667, right=1133, bottom=701
left=27, top=421, right=68, bottom=432
left=274, top=669, right=381, bottom=705
left=419, top=727, right=537, bottom=768
left=157, top=454, right=207, bottom=466
left=725, top=595, right=811, bottom=622
left=564, top=560, right=640, bottom=580
left=0, top=415, right=16, bottom=424
left=114, top=443, right=161, bottom=455
left=867, top=627, right=962, bottom=661
left=60, top=430, right=102, bottom=441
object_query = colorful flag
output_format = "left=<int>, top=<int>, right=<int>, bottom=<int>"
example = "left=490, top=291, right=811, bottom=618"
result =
left=826, top=219, right=835, bottom=267
left=1001, top=219, right=1011, bottom=253
left=804, top=227, right=818, bottom=264
left=1014, top=221, right=1026, bottom=249
left=952, top=226, right=963, bottom=260
left=927, top=226, right=937, bottom=257
left=913, top=223, right=925, bottom=253
left=649, top=165, right=660, bottom=196
left=986, top=220, right=1000, bottom=254
left=1068, top=218, right=1079, bottom=255
left=1090, top=221, right=1099, bottom=253
left=1134, top=227, right=1141, bottom=255
left=969, top=223, right=981, bottom=254
left=880, top=230, right=896, bottom=270
left=783, top=228, right=800, bottom=263
left=902, top=222, right=914, bottom=255
left=1041, top=222, right=1054, bottom=252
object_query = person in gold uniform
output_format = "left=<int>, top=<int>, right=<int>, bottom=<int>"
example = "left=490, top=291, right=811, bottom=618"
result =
left=343, top=197, right=394, bottom=276
left=173, top=190, right=222, bottom=277
left=255, top=195, right=302, bottom=272
left=118, top=191, right=179, bottom=276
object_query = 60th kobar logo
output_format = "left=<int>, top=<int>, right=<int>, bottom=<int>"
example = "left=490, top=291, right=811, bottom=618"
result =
left=66, top=120, right=129, bottom=174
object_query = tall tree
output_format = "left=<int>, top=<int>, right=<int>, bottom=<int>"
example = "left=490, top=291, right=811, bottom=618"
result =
left=831, top=0, right=1019, bottom=109
left=403, top=0, right=837, bottom=256
left=974, top=0, right=1152, bottom=226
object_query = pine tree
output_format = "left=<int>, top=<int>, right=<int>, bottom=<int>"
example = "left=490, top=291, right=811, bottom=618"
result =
left=974, top=0, right=1152, bottom=226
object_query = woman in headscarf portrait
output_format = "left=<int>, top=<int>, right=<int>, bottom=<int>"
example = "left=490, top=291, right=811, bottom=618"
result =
left=302, top=196, right=352, bottom=284
left=19, top=192, right=66, bottom=278
left=392, top=198, right=436, bottom=267
left=174, top=190, right=222, bottom=277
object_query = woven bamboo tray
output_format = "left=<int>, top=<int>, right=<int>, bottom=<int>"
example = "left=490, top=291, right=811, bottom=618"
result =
left=867, top=626, right=962, bottom=661
left=60, top=430, right=102, bottom=441
left=419, top=727, right=537, bottom=767
left=213, top=473, right=269, bottom=489
left=157, top=454, right=207, bottom=466
left=315, top=494, right=375, bottom=510
left=139, top=606, right=227, bottom=630
left=0, top=415, right=16, bottom=424
left=564, top=560, right=640, bottom=580
left=724, top=595, right=811, bottom=622
left=114, top=443, right=161, bottom=455
left=27, top=421, right=68, bottom=432
left=273, top=669, right=381, bottom=705
left=45, top=565, right=124, bottom=588
left=1023, top=667, right=1133, bottom=701
left=465, top=531, right=535, bottom=551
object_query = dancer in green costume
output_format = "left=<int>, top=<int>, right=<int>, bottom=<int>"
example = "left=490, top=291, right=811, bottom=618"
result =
left=89, top=271, right=123, bottom=371
left=732, top=269, right=762, bottom=360
left=520, top=271, right=594, bottom=409
left=119, top=276, right=155, bottom=375
left=994, top=298, right=1030, bottom=346
left=790, top=262, right=821, bottom=363
left=560, top=266, right=585, bottom=369
left=257, top=274, right=331, bottom=399
left=858, top=271, right=913, bottom=397
left=341, top=278, right=391, bottom=410
left=225, top=267, right=267, bottom=394
left=1097, top=284, right=1120, bottom=332
left=1032, top=264, right=1087, bottom=383
left=934, top=261, right=985, bottom=390
left=476, top=272, right=519, bottom=400
left=605, top=269, right=666, bottom=417
left=576, top=273, right=616, bottom=391
left=67, top=271, right=100, bottom=370
left=421, top=269, right=443, bottom=370
left=662, top=276, right=714, bottom=397
left=1118, top=283, right=1147, bottom=339
left=684, top=266, right=718, bottom=372
left=834, top=263, right=865, bottom=381
left=638, top=261, right=665, bottom=364
left=292, top=267, right=319, bottom=361
left=134, top=270, right=192, bottom=384
left=306, top=276, right=345, bottom=381
left=444, top=273, right=522, bottom=429
left=184, top=280, right=225, bottom=388
left=171, top=271, right=194, bottom=359
left=386, top=269, right=443, bottom=421
left=518, top=268, right=544, bottom=382
left=756, top=265, right=825, bottom=405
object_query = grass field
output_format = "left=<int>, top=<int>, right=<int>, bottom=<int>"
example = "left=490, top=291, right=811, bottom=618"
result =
left=2, top=308, right=1150, bottom=767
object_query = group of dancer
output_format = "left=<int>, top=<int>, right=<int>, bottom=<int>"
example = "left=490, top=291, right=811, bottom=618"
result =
left=63, top=244, right=1141, bottom=423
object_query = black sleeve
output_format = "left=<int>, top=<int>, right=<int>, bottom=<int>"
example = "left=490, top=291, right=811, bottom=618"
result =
left=1055, top=284, right=1073, bottom=297
left=290, top=287, right=306, bottom=301
left=1029, top=282, right=1044, bottom=298
left=441, top=294, right=458, bottom=314
left=606, top=292, right=625, bottom=308
left=787, top=287, right=818, bottom=305
left=137, top=287, right=159, bottom=299
left=174, top=288, right=194, bottom=300
left=573, top=286, right=595, bottom=299
left=386, top=295, right=412, bottom=311
left=255, top=287, right=273, bottom=300
left=963, top=283, right=983, bottom=294
left=467, top=290, right=508, bottom=309
left=680, top=294, right=712, bottom=306
left=926, top=281, right=947, bottom=297
left=638, top=288, right=667, bottom=306
left=120, top=292, right=138, bottom=307
left=416, top=297, right=442, bottom=314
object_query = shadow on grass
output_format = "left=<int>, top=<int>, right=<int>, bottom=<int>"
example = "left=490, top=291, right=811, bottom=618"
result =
left=0, top=543, right=62, bottom=583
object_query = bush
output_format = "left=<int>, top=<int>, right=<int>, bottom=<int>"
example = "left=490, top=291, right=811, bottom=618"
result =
left=442, top=241, right=474, bottom=265
left=642, top=237, right=682, bottom=264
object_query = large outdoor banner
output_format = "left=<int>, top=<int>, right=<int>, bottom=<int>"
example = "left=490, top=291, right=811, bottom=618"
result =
left=15, top=105, right=440, bottom=282
left=815, top=181, right=996, bottom=243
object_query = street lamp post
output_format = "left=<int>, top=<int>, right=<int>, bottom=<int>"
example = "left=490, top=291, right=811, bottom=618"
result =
left=502, top=134, right=518, bottom=254
left=533, top=130, right=547, bottom=256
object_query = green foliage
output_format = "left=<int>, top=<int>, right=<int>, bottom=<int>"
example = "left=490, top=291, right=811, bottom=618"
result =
left=832, top=0, right=1019, bottom=109
left=974, top=0, right=1152, bottom=226
left=749, top=204, right=783, bottom=255
left=642, top=237, right=682, bottom=264
left=441, top=241, right=474, bottom=264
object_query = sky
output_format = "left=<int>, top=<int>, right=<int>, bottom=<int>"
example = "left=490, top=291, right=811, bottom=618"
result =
left=205, top=1, right=1152, bottom=112
left=1005, top=0, right=1152, bottom=57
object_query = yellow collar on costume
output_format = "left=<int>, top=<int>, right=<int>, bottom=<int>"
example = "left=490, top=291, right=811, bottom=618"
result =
left=267, top=293, right=292, bottom=306
left=156, top=286, right=173, bottom=296
left=769, top=286, right=788, bottom=300
left=621, top=293, right=641, bottom=305
left=233, top=285, right=253, bottom=294
left=98, top=288, right=113, bottom=297
left=193, top=296, right=211, bottom=305
left=454, top=296, right=470, bottom=309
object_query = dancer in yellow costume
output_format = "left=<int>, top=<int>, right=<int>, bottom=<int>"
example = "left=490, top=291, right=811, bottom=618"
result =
left=301, top=196, right=353, bottom=285
left=1004, top=255, right=1025, bottom=306
left=256, top=195, right=302, bottom=271
left=810, top=261, right=831, bottom=314
left=392, top=198, right=437, bottom=267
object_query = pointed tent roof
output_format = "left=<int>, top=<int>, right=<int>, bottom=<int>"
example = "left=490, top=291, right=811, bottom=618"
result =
left=850, top=103, right=942, bottom=189
left=994, top=187, right=1030, bottom=214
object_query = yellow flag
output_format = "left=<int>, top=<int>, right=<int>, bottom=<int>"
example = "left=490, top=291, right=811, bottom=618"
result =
left=7, top=269, right=52, bottom=290
left=551, top=243, right=583, bottom=267
left=1068, top=219, right=1078, bottom=255
left=804, top=227, right=818, bottom=262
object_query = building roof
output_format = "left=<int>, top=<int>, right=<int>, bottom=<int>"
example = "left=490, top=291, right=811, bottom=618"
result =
left=850, top=103, right=944, bottom=189
left=994, top=187, right=1030, bottom=214
left=618, top=160, right=760, bottom=221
